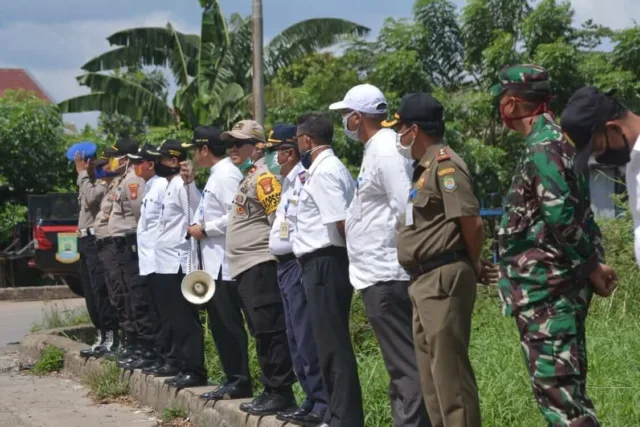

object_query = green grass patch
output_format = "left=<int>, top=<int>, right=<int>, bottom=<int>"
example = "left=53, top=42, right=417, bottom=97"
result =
left=161, top=408, right=188, bottom=422
left=84, top=361, right=130, bottom=400
left=30, top=301, right=91, bottom=332
left=202, top=214, right=640, bottom=426
left=31, top=345, right=64, bottom=374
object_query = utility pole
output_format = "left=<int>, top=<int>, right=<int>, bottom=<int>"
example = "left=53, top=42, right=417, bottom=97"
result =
left=252, top=0, right=264, bottom=125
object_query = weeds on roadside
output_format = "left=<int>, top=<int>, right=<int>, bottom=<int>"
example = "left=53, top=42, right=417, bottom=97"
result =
left=31, top=345, right=64, bottom=374
left=161, top=408, right=188, bottom=422
left=30, top=301, right=91, bottom=332
left=84, top=361, right=129, bottom=401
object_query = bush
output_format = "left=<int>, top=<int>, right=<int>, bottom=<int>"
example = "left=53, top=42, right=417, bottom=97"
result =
left=84, top=361, right=130, bottom=400
left=32, top=345, right=64, bottom=374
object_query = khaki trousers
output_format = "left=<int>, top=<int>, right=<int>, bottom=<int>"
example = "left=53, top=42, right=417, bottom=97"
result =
left=409, top=259, right=481, bottom=427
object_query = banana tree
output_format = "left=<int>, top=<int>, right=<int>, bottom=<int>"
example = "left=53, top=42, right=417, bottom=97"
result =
left=61, top=0, right=370, bottom=126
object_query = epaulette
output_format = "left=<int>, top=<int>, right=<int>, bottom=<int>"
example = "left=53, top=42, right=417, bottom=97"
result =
left=437, top=147, right=451, bottom=162
left=298, top=171, right=308, bottom=184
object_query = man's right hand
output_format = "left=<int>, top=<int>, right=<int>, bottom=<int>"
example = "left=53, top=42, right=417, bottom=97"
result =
left=74, top=151, right=89, bottom=173
left=589, top=263, right=618, bottom=297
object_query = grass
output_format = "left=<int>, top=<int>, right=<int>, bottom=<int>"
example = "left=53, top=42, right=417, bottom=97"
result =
left=31, top=345, right=64, bottom=374
left=161, top=408, right=188, bottom=422
left=201, top=214, right=640, bottom=426
left=30, top=301, right=91, bottom=333
left=84, top=361, right=130, bottom=400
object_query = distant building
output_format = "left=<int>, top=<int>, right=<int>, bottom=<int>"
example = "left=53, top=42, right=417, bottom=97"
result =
left=588, top=159, right=625, bottom=219
left=0, top=68, right=54, bottom=103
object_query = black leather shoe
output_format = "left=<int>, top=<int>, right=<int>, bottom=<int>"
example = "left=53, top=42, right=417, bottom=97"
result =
left=173, top=373, right=207, bottom=389
left=276, top=407, right=310, bottom=423
left=200, top=384, right=252, bottom=401
left=155, top=364, right=180, bottom=377
left=303, top=411, right=326, bottom=425
left=164, top=373, right=184, bottom=385
left=80, top=347, right=97, bottom=358
left=142, top=360, right=164, bottom=375
left=247, top=391, right=296, bottom=416
left=239, top=392, right=269, bottom=413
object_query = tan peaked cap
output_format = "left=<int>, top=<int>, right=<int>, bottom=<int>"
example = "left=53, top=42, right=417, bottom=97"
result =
left=221, top=120, right=266, bottom=143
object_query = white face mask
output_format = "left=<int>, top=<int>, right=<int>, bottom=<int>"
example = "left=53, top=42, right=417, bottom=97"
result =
left=343, top=111, right=360, bottom=142
left=396, top=129, right=414, bottom=160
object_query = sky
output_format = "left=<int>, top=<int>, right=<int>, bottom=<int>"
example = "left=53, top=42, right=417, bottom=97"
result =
left=1, top=0, right=638, bottom=130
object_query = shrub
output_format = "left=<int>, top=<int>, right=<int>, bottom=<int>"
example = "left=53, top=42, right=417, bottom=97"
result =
left=32, top=345, right=64, bottom=374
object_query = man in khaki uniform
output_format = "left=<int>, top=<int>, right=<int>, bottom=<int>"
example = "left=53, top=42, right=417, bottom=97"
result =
left=383, top=93, right=485, bottom=427
left=106, top=139, right=159, bottom=370
left=75, top=150, right=120, bottom=358
left=223, top=120, right=296, bottom=416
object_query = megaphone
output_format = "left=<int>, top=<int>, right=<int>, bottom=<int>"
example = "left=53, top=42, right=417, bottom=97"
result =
left=181, top=271, right=216, bottom=304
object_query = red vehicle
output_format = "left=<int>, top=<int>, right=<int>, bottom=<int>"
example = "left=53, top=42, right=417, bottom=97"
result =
left=0, top=193, right=82, bottom=295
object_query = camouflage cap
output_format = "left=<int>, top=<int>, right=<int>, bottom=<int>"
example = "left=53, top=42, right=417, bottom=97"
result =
left=221, top=120, right=266, bottom=143
left=489, top=64, right=551, bottom=97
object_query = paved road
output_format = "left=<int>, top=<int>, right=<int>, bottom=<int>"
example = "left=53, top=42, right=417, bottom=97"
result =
left=0, top=298, right=86, bottom=346
left=0, top=347, right=157, bottom=427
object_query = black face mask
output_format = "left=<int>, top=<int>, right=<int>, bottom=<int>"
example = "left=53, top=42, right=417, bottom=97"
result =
left=155, top=162, right=180, bottom=178
left=595, top=132, right=631, bottom=166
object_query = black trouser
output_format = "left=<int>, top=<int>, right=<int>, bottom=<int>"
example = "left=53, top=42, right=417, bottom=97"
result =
left=236, top=261, right=296, bottom=391
left=79, top=235, right=118, bottom=331
left=300, top=246, right=364, bottom=427
left=147, top=273, right=174, bottom=362
left=205, top=278, right=252, bottom=390
left=362, top=281, right=432, bottom=427
left=154, top=270, right=206, bottom=377
left=113, top=235, right=159, bottom=348
left=98, top=238, right=134, bottom=336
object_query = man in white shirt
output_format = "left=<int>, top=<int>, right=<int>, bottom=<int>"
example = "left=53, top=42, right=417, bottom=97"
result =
left=260, top=124, right=329, bottom=426
left=180, top=126, right=252, bottom=401
left=563, top=86, right=639, bottom=268
left=152, top=140, right=205, bottom=389
left=293, top=113, right=363, bottom=427
left=330, top=85, right=431, bottom=427
left=126, top=144, right=169, bottom=373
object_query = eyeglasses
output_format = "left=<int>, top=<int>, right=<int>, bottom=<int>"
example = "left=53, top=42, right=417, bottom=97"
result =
left=229, top=141, right=252, bottom=148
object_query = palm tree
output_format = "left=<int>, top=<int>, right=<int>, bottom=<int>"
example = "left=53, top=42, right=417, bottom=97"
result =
left=58, top=0, right=370, bottom=128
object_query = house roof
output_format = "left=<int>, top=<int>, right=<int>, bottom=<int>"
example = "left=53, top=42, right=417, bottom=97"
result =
left=0, top=68, right=54, bottom=103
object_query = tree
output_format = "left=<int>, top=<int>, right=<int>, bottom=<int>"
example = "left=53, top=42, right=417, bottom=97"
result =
left=60, top=0, right=369, bottom=128
left=0, top=91, right=73, bottom=203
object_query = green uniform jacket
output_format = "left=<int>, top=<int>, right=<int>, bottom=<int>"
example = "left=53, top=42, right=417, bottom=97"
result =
left=497, top=115, right=605, bottom=316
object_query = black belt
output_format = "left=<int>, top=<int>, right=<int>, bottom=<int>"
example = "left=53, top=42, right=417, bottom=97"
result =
left=406, top=250, right=466, bottom=280
left=298, top=245, right=346, bottom=266
left=275, top=253, right=296, bottom=263
left=96, top=237, right=113, bottom=250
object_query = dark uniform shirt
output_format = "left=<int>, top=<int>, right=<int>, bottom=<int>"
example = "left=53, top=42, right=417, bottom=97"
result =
left=398, top=144, right=480, bottom=268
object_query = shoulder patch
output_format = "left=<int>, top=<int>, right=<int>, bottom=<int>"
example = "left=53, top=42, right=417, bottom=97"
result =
left=441, top=174, right=457, bottom=192
left=437, top=167, right=455, bottom=177
left=298, top=171, right=308, bottom=184
left=256, top=173, right=281, bottom=215
left=128, top=184, right=139, bottom=200
left=437, top=147, right=451, bottom=162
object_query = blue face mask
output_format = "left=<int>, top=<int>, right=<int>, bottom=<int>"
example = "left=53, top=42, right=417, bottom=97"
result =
left=236, top=157, right=253, bottom=174
left=300, top=146, right=323, bottom=169
left=95, top=166, right=120, bottom=179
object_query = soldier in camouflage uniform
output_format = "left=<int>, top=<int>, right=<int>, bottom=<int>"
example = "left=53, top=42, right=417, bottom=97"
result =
left=492, top=65, right=617, bottom=427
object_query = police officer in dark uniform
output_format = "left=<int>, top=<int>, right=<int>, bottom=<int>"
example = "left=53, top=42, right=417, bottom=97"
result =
left=383, top=93, right=487, bottom=427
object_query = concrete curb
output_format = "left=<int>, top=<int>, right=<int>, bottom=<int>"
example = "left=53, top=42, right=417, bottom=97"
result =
left=20, top=330, right=285, bottom=427
left=0, top=286, right=77, bottom=302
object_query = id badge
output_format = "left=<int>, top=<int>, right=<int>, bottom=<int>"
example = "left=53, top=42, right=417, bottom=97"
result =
left=279, top=222, right=290, bottom=240
left=114, top=187, right=122, bottom=201
left=405, top=203, right=414, bottom=226
left=352, top=197, right=362, bottom=221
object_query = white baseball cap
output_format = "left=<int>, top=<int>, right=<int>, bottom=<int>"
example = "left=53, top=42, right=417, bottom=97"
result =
left=329, top=84, right=388, bottom=114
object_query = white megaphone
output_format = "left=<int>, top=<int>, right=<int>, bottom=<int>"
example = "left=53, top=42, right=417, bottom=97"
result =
left=181, top=270, right=216, bottom=304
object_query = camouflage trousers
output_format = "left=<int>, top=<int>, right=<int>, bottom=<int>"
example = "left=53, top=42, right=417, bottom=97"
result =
left=516, top=294, right=599, bottom=427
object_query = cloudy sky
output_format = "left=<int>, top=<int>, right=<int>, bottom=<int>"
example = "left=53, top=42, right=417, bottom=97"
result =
left=1, top=0, right=637, bottom=129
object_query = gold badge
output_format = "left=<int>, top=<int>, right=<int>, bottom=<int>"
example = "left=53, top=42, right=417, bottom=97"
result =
left=417, top=176, right=426, bottom=190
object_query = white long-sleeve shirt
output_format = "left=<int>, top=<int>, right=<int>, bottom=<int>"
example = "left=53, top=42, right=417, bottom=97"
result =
left=192, top=158, right=242, bottom=281
left=269, top=162, right=306, bottom=256
left=155, top=175, right=201, bottom=275
left=137, top=175, right=168, bottom=276
left=625, top=136, right=640, bottom=267
left=345, top=128, right=412, bottom=290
